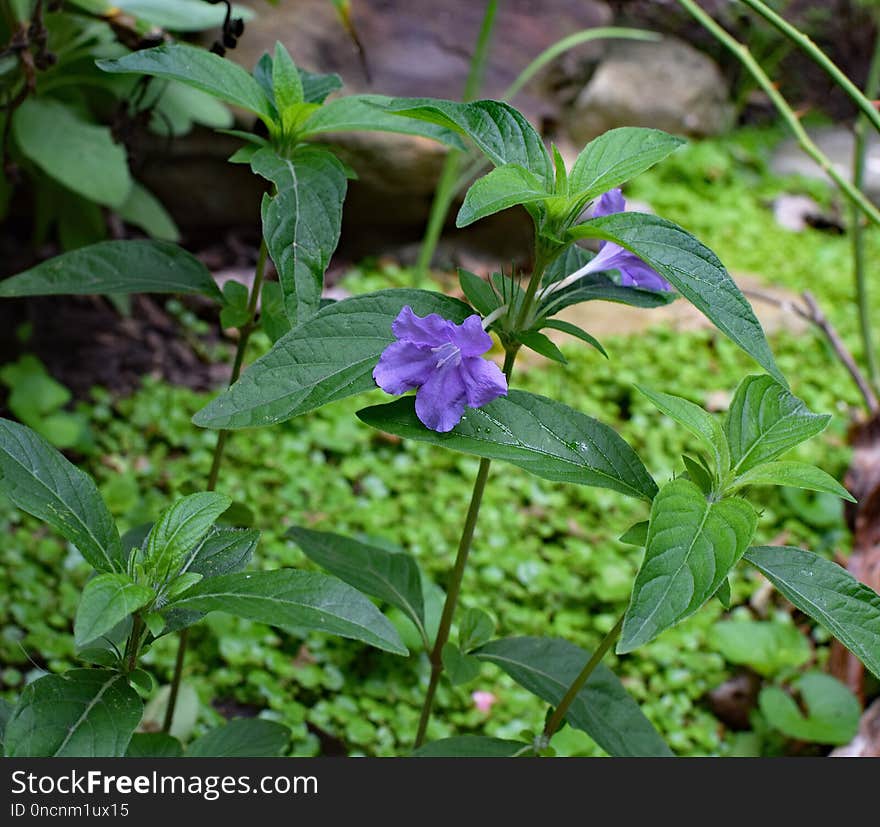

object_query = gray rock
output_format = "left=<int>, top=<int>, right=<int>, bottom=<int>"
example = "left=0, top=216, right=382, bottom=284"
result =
left=218, top=0, right=612, bottom=217
left=564, top=37, right=734, bottom=144
left=771, top=126, right=880, bottom=205
left=771, top=194, right=824, bottom=232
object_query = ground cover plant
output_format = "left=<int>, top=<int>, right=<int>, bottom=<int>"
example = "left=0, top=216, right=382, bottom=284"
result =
left=0, top=1, right=879, bottom=759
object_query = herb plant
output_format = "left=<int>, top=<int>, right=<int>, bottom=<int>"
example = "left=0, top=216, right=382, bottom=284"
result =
left=1, top=21, right=879, bottom=758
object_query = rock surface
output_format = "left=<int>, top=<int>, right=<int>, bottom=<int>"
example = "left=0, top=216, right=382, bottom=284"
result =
left=232, top=0, right=612, bottom=118
left=565, top=36, right=733, bottom=144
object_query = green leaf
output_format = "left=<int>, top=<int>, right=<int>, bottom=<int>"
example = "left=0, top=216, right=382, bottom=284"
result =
left=759, top=673, right=860, bottom=745
left=476, top=637, right=672, bottom=757
left=569, top=214, right=782, bottom=384
left=115, top=0, right=254, bottom=31
left=251, top=146, right=347, bottom=324
left=192, top=289, right=472, bottom=429
left=540, top=319, right=607, bottom=357
left=272, top=42, right=305, bottom=134
left=458, top=607, right=495, bottom=652
left=541, top=244, right=594, bottom=287
left=13, top=98, right=131, bottom=208
left=725, top=375, right=830, bottom=475
left=74, top=573, right=154, bottom=648
left=0, top=418, right=122, bottom=571
left=568, top=128, right=685, bottom=203
left=636, top=385, right=730, bottom=479
left=456, top=164, right=549, bottom=228
left=715, top=578, right=732, bottom=609
left=730, top=461, right=855, bottom=501
left=144, top=612, right=165, bottom=637
left=152, top=82, right=234, bottom=136
left=143, top=525, right=258, bottom=645
left=442, top=642, right=482, bottom=686
left=164, top=572, right=203, bottom=599
left=541, top=272, right=676, bottom=316
left=97, top=44, right=274, bottom=124
left=287, top=527, right=425, bottom=642
left=125, top=732, right=183, bottom=758
left=744, top=545, right=880, bottom=680
left=116, top=182, right=179, bottom=242
left=619, top=479, right=757, bottom=653
left=458, top=269, right=500, bottom=316
left=518, top=330, right=567, bottom=364
left=0, top=698, right=13, bottom=749
left=539, top=245, right=675, bottom=310
left=186, top=527, right=259, bottom=578
left=358, top=390, right=657, bottom=501
left=128, top=668, right=153, bottom=694
left=0, top=240, right=221, bottom=300
left=187, top=718, right=290, bottom=757
left=4, top=670, right=142, bottom=757
left=387, top=98, right=552, bottom=181
left=618, top=520, right=648, bottom=547
left=220, top=280, right=250, bottom=329
left=299, top=95, right=465, bottom=147
left=168, top=570, right=407, bottom=655
left=145, top=492, right=231, bottom=583
left=709, top=619, right=811, bottom=678
left=298, top=68, right=343, bottom=104
left=682, top=454, right=714, bottom=494
left=412, top=736, right=527, bottom=757
left=260, top=281, right=292, bottom=343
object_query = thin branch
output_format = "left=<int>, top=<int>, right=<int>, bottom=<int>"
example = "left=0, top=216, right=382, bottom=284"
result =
left=743, top=288, right=879, bottom=413
left=676, top=0, right=880, bottom=228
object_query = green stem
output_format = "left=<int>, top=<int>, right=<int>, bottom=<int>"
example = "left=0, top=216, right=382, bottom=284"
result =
left=124, top=615, right=145, bottom=675
left=501, top=27, right=658, bottom=102
left=413, top=346, right=518, bottom=749
left=739, top=0, right=880, bottom=136
left=162, top=240, right=269, bottom=734
left=414, top=152, right=464, bottom=279
left=852, top=30, right=880, bottom=392
left=542, top=613, right=625, bottom=741
left=513, top=241, right=549, bottom=332
left=676, top=0, right=880, bottom=227
left=414, top=0, right=498, bottom=280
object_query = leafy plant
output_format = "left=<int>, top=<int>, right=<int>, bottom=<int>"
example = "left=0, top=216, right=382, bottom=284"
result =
left=1, top=14, right=877, bottom=761
left=0, top=0, right=243, bottom=249
left=0, top=416, right=406, bottom=756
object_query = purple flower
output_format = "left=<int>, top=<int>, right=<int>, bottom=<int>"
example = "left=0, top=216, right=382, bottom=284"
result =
left=373, top=306, right=508, bottom=433
left=580, top=188, right=671, bottom=292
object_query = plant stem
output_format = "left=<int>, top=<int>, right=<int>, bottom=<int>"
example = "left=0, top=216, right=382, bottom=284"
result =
left=501, top=27, right=658, bottom=102
left=513, top=242, right=549, bottom=332
left=851, top=30, right=880, bottom=392
left=542, top=613, right=625, bottom=741
left=162, top=240, right=269, bottom=733
left=414, top=0, right=498, bottom=279
left=676, top=0, right=880, bottom=227
left=413, top=346, right=518, bottom=749
left=739, top=0, right=880, bottom=137
left=124, top=615, right=145, bottom=674
left=743, top=287, right=879, bottom=412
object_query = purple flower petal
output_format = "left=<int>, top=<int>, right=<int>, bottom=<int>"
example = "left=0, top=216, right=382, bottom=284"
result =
left=583, top=239, right=631, bottom=275
left=372, top=340, right=437, bottom=395
left=581, top=196, right=673, bottom=292
left=414, top=364, right=468, bottom=432
left=391, top=306, right=454, bottom=348
left=617, top=258, right=672, bottom=291
left=593, top=188, right=626, bottom=218
left=460, top=356, right=508, bottom=407
left=450, top=314, right=494, bottom=357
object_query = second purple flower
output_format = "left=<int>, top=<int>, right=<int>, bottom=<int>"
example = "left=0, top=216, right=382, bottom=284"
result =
left=373, top=306, right=508, bottom=433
